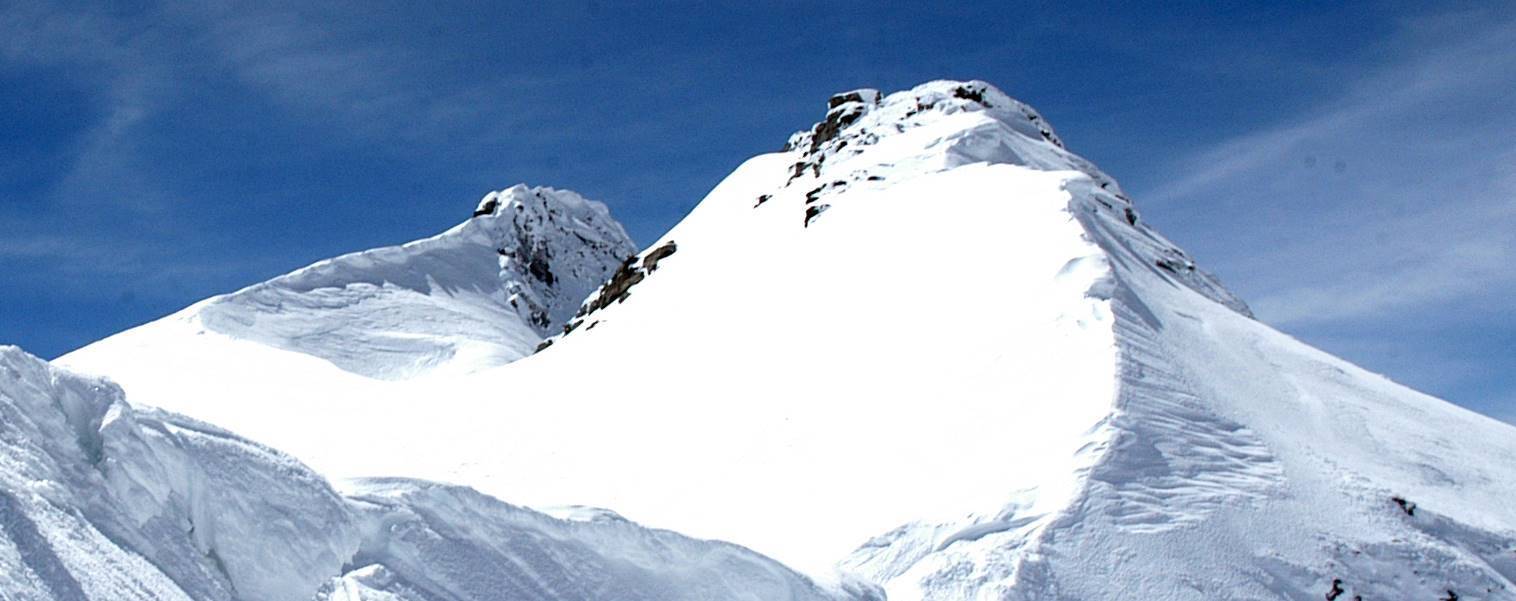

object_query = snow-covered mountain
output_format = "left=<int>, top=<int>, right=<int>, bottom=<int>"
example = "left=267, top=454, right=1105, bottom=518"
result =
left=44, top=80, right=1516, bottom=600
left=71, top=184, right=635, bottom=380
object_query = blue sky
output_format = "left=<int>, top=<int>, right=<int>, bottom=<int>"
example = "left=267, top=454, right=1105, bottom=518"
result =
left=1, top=2, right=1513, bottom=423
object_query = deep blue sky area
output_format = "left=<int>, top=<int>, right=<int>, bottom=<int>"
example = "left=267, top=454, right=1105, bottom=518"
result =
left=2, top=2, right=1514, bottom=423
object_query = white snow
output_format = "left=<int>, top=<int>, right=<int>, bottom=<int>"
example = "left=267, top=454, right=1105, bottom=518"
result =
left=323, top=478, right=872, bottom=601
left=85, top=185, right=636, bottom=381
left=49, top=80, right=1516, bottom=600
left=0, top=346, right=859, bottom=601
left=0, top=345, right=357, bottom=601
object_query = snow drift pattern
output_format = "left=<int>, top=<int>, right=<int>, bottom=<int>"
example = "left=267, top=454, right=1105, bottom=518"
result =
left=0, top=345, right=355, bottom=601
left=0, top=347, right=863, bottom=601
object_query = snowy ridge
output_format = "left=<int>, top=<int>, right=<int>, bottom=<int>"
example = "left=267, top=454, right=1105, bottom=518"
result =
left=553, top=79, right=1247, bottom=341
left=1075, top=187, right=1285, bottom=534
left=326, top=478, right=879, bottom=601
left=826, top=90, right=1516, bottom=598
left=907, top=170, right=1516, bottom=600
left=45, top=80, right=1516, bottom=600
left=71, top=185, right=635, bottom=380
left=0, top=345, right=357, bottom=601
left=1091, top=295, right=1282, bottom=533
left=0, top=346, right=867, bottom=601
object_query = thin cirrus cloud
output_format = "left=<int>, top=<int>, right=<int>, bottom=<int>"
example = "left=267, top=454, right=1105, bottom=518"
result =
left=0, top=1, right=754, bottom=352
left=1139, top=10, right=1516, bottom=422
left=1146, top=11, right=1516, bottom=325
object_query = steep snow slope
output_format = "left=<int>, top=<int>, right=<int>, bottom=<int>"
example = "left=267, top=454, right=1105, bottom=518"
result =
left=322, top=479, right=877, bottom=601
left=60, top=81, right=1516, bottom=599
left=835, top=169, right=1516, bottom=600
left=0, top=346, right=865, bottom=601
left=68, top=185, right=635, bottom=380
left=0, top=345, right=357, bottom=601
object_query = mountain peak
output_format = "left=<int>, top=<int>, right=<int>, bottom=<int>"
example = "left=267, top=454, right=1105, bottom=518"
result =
left=472, top=183, right=617, bottom=225
left=784, top=80, right=1065, bottom=170
left=64, top=183, right=637, bottom=380
left=466, top=184, right=637, bottom=331
left=768, top=80, right=1122, bottom=228
left=770, top=81, right=1249, bottom=315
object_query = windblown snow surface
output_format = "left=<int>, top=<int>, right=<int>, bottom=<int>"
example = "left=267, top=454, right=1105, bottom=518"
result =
left=55, top=81, right=1516, bottom=600
left=0, top=347, right=864, bottom=601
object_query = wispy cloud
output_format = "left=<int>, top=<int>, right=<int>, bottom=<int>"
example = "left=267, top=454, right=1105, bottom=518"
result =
left=1145, top=10, right=1516, bottom=326
left=1137, top=9, right=1516, bottom=419
left=0, top=1, right=701, bottom=310
left=1150, top=33, right=1516, bottom=209
left=0, top=235, right=87, bottom=260
left=1245, top=175, right=1516, bottom=325
left=0, top=2, right=174, bottom=212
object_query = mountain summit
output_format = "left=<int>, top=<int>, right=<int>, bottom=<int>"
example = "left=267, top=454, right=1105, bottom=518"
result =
left=71, top=185, right=635, bottom=380
left=52, top=80, right=1516, bottom=600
